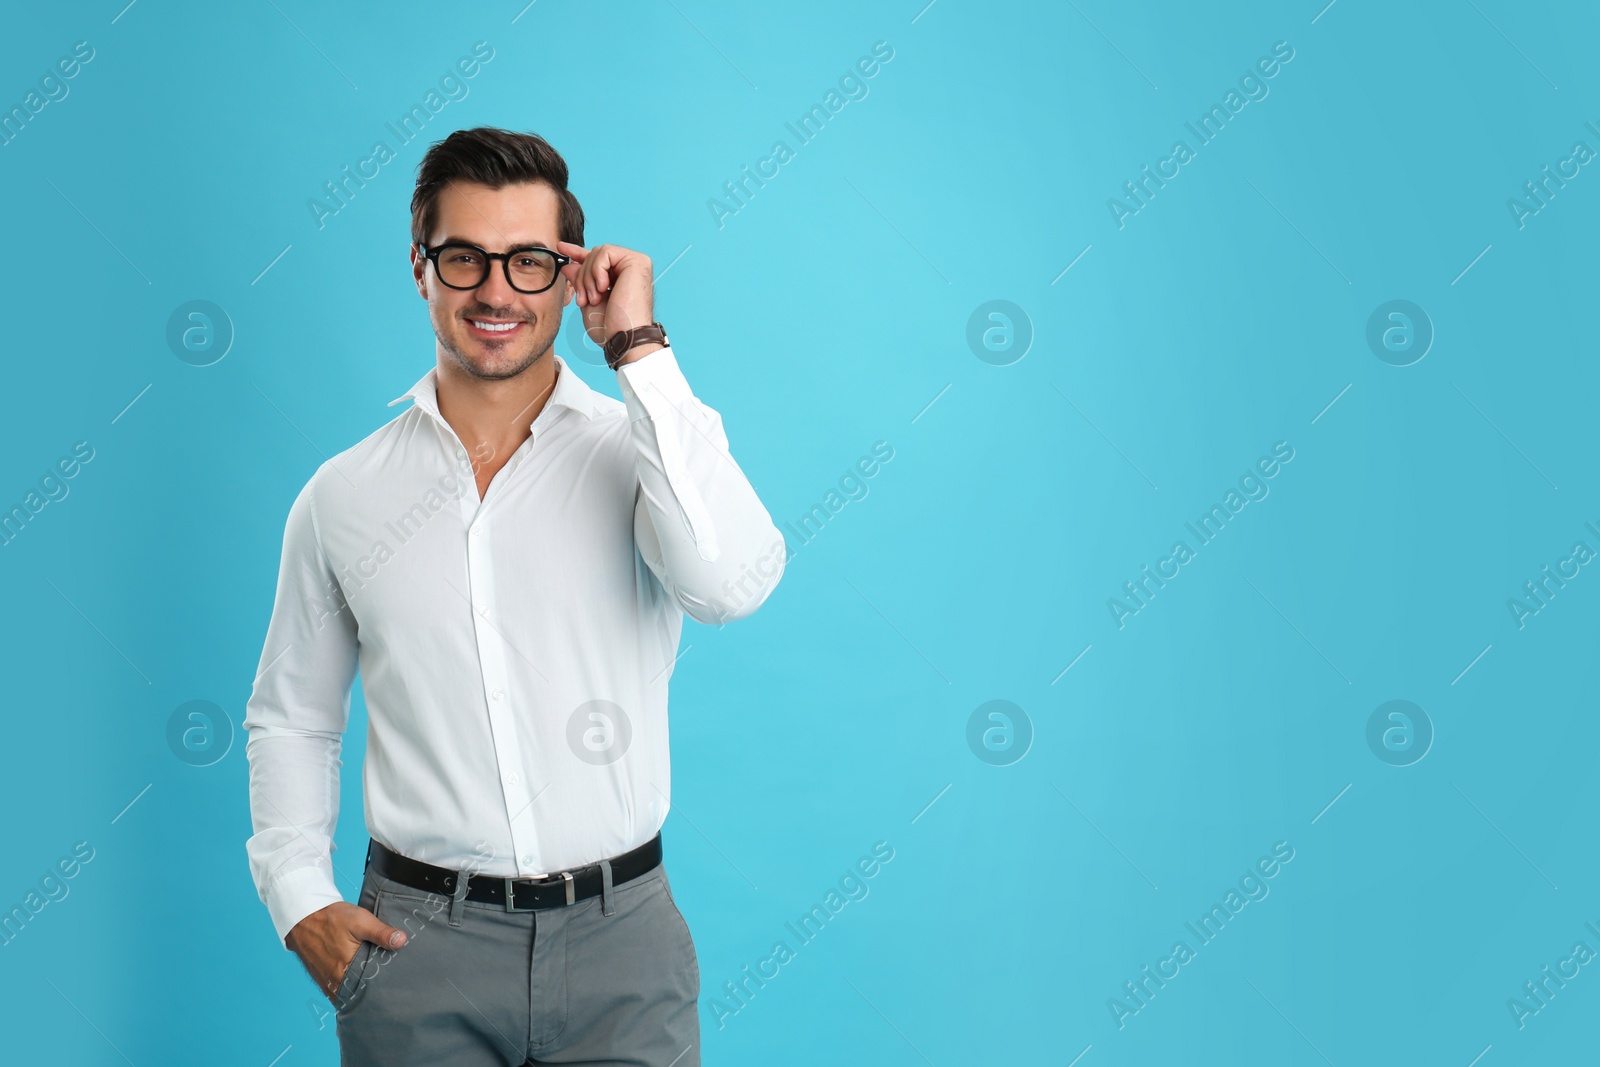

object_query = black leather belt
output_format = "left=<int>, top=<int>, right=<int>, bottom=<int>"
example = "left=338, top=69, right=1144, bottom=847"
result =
left=366, top=833, right=662, bottom=911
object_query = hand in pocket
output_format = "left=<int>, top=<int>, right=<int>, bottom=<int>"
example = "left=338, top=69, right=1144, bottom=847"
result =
left=285, top=901, right=408, bottom=1004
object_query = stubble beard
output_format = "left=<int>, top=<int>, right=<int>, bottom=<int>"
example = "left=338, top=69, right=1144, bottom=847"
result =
left=437, top=312, right=560, bottom=382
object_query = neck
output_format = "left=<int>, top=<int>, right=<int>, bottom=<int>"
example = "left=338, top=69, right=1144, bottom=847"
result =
left=435, top=349, right=559, bottom=463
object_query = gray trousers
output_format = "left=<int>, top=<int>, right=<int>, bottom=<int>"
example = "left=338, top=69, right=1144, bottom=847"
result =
left=333, top=848, right=701, bottom=1066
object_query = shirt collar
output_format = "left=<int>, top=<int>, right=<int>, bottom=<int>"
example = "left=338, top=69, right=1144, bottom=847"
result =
left=387, top=352, right=602, bottom=430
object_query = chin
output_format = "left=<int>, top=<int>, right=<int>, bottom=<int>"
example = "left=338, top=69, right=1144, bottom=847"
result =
left=452, top=336, right=543, bottom=379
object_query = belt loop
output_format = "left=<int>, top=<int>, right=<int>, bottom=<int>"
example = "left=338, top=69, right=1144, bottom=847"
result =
left=600, top=858, right=615, bottom=917
left=448, top=866, right=469, bottom=927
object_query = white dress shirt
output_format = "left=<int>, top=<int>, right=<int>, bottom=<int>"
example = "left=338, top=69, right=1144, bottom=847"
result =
left=243, top=346, right=785, bottom=945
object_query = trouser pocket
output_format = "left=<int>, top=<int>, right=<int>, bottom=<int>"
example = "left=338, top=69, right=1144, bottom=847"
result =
left=334, top=867, right=384, bottom=1014
left=332, top=933, right=378, bottom=1014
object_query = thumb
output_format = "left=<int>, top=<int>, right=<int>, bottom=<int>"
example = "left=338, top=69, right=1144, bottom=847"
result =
left=352, top=909, right=407, bottom=949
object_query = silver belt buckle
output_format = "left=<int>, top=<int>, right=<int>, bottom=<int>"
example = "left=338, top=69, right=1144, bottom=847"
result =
left=506, top=870, right=575, bottom=909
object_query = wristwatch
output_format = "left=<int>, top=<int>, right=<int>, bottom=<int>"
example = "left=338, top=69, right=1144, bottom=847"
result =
left=603, top=322, right=669, bottom=370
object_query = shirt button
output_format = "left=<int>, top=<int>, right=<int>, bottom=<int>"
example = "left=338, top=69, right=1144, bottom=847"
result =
left=507, top=772, right=519, bottom=784
left=522, top=854, right=535, bottom=865
left=492, top=689, right=504, bottom=701
left=478, top=605, right=488, bottom=617
left=471, top=525, right=481, bottom=536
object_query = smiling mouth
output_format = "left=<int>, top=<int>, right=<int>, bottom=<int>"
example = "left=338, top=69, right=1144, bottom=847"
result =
left=466, top=317, right=527, bottom=339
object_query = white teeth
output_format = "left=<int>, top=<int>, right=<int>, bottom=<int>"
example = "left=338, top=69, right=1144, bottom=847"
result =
left=471, top=320, right=519, bottom=332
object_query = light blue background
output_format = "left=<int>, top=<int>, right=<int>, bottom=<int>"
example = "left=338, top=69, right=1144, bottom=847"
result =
left=1, top=1, right=1596, bottom=1063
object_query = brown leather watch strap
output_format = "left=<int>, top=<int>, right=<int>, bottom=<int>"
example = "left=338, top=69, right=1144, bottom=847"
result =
left=603, top=322, right=668, bottom=370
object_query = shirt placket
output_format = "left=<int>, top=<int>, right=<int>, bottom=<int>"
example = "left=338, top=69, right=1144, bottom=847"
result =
left=444, top=424, right=544, bottom=877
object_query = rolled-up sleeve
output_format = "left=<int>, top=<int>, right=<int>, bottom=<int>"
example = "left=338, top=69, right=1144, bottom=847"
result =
left=242, top=470, right=360, bottom=946
left=618, top=345, right=787, bottom=625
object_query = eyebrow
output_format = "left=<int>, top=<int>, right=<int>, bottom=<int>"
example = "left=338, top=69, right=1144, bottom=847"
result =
left=436, top=235, right=556, bottom=251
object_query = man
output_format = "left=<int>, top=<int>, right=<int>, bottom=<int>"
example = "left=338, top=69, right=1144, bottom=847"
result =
left=243, top=126, right=785, bottom=1066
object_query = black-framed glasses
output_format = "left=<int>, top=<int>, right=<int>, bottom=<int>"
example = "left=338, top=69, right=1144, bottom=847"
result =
left=417, top=241, right=572, bottom=294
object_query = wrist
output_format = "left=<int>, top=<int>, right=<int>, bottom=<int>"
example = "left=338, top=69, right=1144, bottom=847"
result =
left=603, top=322, right=669, bottom=370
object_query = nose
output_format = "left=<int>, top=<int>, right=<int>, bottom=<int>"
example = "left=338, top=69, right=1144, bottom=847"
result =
left=473, top=257, right=518, bottom=308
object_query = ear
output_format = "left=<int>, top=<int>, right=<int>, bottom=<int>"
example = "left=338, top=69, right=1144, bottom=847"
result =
left=410, top=244, right=428, bottom=300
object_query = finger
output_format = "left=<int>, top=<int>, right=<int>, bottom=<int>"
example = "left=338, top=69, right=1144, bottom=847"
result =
left=576, top=253, right=597, bottom=295
left=321, top=938, right=362, bottom=995
left=588, top=251, right=608, bottom=296
left=352, top=910, right=407, bottom=949
left=558, top=243, right=588, bottom=299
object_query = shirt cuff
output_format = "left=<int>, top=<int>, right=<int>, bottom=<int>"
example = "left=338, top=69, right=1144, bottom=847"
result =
left=616, top=344, right=694, bottom=412
left=265, top=863, right=347, bottom=948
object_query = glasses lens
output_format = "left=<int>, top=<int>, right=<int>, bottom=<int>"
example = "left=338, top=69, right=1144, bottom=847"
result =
left=508, top=249, right=557, bottom=292
left=435, top=245, right=488, bottom=288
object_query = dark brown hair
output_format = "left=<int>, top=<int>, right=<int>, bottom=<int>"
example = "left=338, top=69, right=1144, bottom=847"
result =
left=410, top=127, right=585, bottom=249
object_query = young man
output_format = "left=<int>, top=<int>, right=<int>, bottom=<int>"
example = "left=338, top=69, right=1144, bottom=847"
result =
left=243, top=127, right=785, bottom=1065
